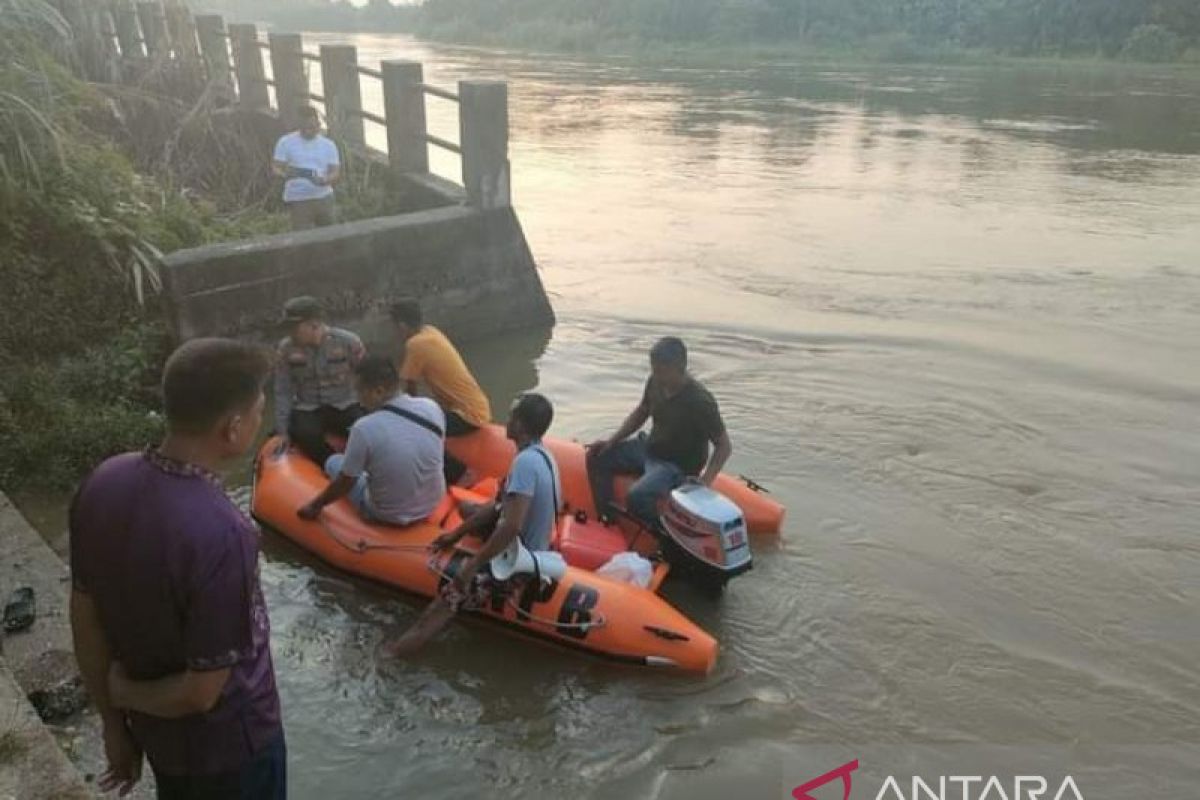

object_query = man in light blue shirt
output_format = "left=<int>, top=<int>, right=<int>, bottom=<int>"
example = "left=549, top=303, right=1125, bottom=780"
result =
left=385, top=393, right=562, bottom=656
left=272, top=106, right=341, bottom=230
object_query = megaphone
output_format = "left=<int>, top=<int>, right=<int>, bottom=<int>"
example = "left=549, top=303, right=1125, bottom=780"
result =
left=491, top=539, right=567, bottom=582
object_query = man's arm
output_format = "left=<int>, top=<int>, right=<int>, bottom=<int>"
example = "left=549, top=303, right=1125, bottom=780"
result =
left=71, top=589, right=120, bottom=724
left=434, top=502, right=499, bottom=549
left=590, top=402, right=651, bottom=454
left=273, top=357, right=292, bottom=436
left=700, top=430, right=733, bottom=486
left=272, top=136, right=290, bottom=178
left=70, top=589, right=144, bottom=795
left=108, top=663, right=231, bottom=719
left=348, top=332, right=366, bottom=366
left=456, top=493, right=531, bottom=585
left=298, top=473, right=357, bottom=519
left=321, top=163, right=342, bottom=187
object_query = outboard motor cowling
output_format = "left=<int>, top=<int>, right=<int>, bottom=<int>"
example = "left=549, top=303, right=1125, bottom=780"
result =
left=658, top=483, right=752, bottom=592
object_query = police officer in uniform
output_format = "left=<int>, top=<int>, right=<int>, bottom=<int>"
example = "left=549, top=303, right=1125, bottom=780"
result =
left=274, top=296, right=366, bottom=467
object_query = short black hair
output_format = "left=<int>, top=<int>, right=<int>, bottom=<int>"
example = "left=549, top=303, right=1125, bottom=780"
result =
left=354, top=356, right=401, bottom=391
left=650, top=336, right=687, bottom=368
left=298, top=105, right=319, bottom=120
left=389, top=298, right=422, bottom=329
left=162, top=338, right=271, bottom=434
left=512, top=393, right=553, bottom=438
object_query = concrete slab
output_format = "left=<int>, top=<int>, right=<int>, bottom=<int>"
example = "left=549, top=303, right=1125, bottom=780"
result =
left=0, top=492, right=154, bottom=798
left=0, top=654, right=92, bottom=800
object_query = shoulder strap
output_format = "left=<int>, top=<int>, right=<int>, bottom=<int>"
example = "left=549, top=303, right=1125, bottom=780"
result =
left=378, top=404, right=444, bottom=439
left=531, top=445, right=560, bottom=513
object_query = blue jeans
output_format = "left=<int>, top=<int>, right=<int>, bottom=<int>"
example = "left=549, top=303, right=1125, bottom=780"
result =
left=586, top=433, right=684, bottom=528
left=154, top=731, right=286, bottom=800
left=324, top=454, right=376, bottom=521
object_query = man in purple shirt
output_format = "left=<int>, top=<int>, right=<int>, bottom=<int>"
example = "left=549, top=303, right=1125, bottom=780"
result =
left=69, top=338, right=285, bottom=799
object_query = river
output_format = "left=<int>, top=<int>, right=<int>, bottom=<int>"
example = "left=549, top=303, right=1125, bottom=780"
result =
left=25, top=36, right=1200, bottom=798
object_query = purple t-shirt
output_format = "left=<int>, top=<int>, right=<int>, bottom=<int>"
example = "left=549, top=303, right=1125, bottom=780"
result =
left=69, top=449, right=281, bottom=777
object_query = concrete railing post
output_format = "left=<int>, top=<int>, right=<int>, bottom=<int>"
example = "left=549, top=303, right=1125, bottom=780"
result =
left=320, top=44, right=364, bottom=148
left=111, top=0, right=144, bottom=59
left=459, top=80, right=511, bottom=210
left=58, top=0, right=106, bottom=80
left=135, top=1, right=169, bottom=60
left=164, top=1, right=199, bottom=64
left=195, top=14, right=234, bottom=103
left=229, top=23, right=270, bottom=111
left=381, top=60, right=428, bottom=173
left=270, top=33, right=308, bottom=130
left=97, top=6, right=125, bottom=80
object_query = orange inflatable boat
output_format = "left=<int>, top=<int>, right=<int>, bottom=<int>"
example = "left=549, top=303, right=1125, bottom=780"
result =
left=252, top=437, right=719, bottom=674
left=447, top=425, right=786, bottom=535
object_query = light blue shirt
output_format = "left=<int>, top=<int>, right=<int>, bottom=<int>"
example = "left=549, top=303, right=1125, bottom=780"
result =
left=505, top=442, right=561, bottom=552
left=273, top=132, right=339, bottom=203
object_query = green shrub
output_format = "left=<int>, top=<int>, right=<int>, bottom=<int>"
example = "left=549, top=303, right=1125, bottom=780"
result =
left=0, top=324, right=167, bottom=489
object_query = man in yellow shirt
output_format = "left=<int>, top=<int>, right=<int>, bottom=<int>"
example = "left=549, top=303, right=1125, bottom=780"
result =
left=391, top=299, right=491, bottom=483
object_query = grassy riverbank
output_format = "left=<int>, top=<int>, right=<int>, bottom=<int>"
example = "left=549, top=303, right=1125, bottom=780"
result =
left=0, top=3, right=391, bottom=491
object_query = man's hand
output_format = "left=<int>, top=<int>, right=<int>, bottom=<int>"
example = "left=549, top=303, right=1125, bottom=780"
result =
left=98, top=714, right=142, bottom=797
left=298, top=501, right=322, bottom=521
left=432, top=532, right=461, bottom=552
left=454, top=560, right=479, bottom=591
left=586, top=439, right=612, bottom=458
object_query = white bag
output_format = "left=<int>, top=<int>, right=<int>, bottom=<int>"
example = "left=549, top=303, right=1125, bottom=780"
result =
left=596, top=552, right=654, bottom=588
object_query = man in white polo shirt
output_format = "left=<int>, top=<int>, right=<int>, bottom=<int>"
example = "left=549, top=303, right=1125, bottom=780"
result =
left=272, top=106, right=341, bottom=231
left=298, top=357, right=447, bottom=526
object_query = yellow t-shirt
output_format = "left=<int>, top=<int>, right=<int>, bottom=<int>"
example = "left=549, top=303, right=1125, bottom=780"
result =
left=399, top=325, right=491, bottom=427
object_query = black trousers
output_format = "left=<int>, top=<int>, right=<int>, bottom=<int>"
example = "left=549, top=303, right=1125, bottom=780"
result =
left=154, top=731, right=286, bottom=800
left=443, top=410, right=477, bottom=485
left=288, top=404, right=364, bottom=467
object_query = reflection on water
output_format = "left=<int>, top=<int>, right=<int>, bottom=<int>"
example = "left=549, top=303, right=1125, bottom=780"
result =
left=261, top=38, right=1200, bottom=798
left=26, top=35, right=1200, bottom=798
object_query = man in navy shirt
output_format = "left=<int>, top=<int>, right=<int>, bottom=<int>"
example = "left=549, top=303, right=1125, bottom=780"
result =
left=70, top=338, right=285, bottom=799
left=587, top=337, right=733, bottom=529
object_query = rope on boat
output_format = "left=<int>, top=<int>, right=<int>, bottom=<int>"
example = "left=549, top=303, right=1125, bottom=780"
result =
left=317, top=518, right=431, bottom=555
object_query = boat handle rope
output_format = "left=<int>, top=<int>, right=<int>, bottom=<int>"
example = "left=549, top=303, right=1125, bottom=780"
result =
left=316, top=518, right=432, bottom=555
left=314, top=517, right=609, bottom=633
left=738, top=474, right=769, bottom=493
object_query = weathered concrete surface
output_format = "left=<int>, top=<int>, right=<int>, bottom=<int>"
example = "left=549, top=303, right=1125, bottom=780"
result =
left=0, top=655, right=91, bottom=800
left=0, top=492, right=154, bottom=798
left=0, top=493, right=81, bottom=721
left=162, top=204, right=555, bottom=343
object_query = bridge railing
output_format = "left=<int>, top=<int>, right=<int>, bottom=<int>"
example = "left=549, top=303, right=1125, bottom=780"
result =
left=52, top=0, right=510, bottom=210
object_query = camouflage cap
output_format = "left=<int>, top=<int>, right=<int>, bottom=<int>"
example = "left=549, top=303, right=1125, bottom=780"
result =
left=281, top=296, right=324, bottom=324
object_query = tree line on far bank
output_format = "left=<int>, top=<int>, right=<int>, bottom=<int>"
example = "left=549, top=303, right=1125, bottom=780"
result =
left=247, top=0, right=1200, bottom=62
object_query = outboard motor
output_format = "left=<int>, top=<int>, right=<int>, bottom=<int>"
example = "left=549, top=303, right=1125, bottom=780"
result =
left=658, top=483, right=752, bottom=593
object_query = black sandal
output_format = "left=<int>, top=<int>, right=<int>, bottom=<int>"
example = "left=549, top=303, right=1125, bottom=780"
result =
left=3, top=586, right=36, bottom=633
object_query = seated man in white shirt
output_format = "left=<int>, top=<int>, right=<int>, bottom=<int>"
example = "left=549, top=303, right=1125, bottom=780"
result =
left=272, top=106, right=341, bottom=231
left=298, top=357, right=447, bottom=526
